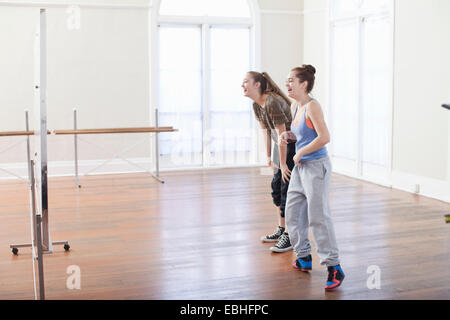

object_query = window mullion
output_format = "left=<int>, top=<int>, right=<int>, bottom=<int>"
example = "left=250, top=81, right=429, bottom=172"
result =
left=201, top=23, right=210, bottom=167
left=249, top=25, right=258, bottom=164
left=357, top=16, right=364, bottom=177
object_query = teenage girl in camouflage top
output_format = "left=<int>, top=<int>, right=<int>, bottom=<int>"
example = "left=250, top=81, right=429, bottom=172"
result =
left=242, top=71, right=296, bottom=253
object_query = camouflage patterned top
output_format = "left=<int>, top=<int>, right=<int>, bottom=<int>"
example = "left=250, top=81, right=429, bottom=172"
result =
left=252, top=94, right=292, bottom=133
left=253, top=94, right=292, bottom=166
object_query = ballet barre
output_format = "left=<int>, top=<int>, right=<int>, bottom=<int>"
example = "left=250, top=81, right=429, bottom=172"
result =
left=53, top=127, right=176, bottom=135
left=0, top=130, right=40, bottom=137
left=68, top=108, right=176, bottom=186
left=0, top=128, right=175, bottom=136
left=0, top=109, right=177, bottom=186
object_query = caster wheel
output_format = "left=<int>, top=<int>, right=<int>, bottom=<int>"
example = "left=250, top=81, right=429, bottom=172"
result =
left=12, top=248, right=18, bottom=255
left=64, top=244, right=70, bottom=251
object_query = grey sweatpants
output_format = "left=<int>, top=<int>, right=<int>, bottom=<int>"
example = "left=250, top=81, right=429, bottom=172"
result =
left=285, top=156, right=340, bottom=267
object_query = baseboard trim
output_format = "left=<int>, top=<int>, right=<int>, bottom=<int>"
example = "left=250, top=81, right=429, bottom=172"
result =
left=391, top=170, right=450, bottom=203
left=0, top=158, right=265, bottom=181
left=1, top=159, right=448, bottom=203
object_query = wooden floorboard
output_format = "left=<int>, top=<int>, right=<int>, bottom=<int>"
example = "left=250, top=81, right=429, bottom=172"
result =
left=0, top=167, right=449, bottom=300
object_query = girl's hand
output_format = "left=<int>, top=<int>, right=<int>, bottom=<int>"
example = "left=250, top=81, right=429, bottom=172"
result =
left=278, top=132, right=289, bottom=146
left=278, top=131, right=297, bottom=146
left=293, top=151, right=303, bottom=166
left=267, top=157, right=279, bottom=169
left=280, top=163, right=291, bottom=182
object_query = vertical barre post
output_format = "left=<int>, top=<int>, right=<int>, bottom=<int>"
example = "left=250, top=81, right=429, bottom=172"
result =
left=155, top=108, right=160, bottom=177
left=35, top=214, right=45, bottom=300
left=74, top=108, right=80, bottom=188
left=34, top=8, right=51, bottom=252
left=25, top=110, right=32, bottom=183
left=26, top=110, right=37, bottom=248
left=31, top=159, right=45, bottom=300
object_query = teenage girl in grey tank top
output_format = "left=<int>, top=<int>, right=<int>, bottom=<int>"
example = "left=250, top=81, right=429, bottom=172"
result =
left=279, top=65, right=345, bottom=291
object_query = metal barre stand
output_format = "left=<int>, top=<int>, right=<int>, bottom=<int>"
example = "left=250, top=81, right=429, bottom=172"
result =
left=9, top=111, right=69, bottom=258
left=70, top=108, right=172, bottom=187
left=11, top=159, right=68, bottom=299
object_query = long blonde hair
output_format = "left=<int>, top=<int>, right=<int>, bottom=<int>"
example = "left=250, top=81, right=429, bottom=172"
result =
left=247, top=71, right=291, bottom=106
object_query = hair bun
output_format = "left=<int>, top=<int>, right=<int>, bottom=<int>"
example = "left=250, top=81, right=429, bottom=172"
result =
left=302, top=64, right=316, bottom=75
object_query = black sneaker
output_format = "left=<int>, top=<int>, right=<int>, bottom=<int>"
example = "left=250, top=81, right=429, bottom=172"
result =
left=261, top=226, right=285, bottom=243
left=325, top=265, right=345, bottom=291
left=270, top=233, right=293, bottom=252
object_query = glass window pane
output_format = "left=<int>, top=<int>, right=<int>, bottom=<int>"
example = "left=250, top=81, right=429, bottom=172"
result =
left=333, top=0, right=362, bottom=16
left=361, top=16, right=391, bottom=167
left=333, top=0, right=390, bottom=16
left=159, top=70, right=202, bottom=113
left=209, top=27, right=251, bottom=165
left=159, top=28, right=201, bottom=70
left=158, top=26, right=202, bottom=167
left=330, top=20, right=359, bottom=161
left=159, top=0, right=251, bottom=18
left=210, top=28, right=250, bottom=112
left=361, top=0, right=390, bottom=11
left=205, top=0, right=251, bottom=18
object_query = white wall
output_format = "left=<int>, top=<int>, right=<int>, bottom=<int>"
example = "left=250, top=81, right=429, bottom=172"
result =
left=256, top=0, right=304, bottom=163
left=259, top=0, right=303, bottom=91
left=258, top=0, right=302, bottom=11
left=391, top=0, right=450, bottom=201
left=0, top=1, right=152, bottom=178
left=303, top=0, right=450, bottom=202
left=392, top=1, right=450, bottom=173
left=302, top=0, right=329, bottom=114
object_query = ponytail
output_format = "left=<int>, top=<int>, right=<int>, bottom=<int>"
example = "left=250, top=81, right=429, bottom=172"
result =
left=247, top=71, right=292, bottom=106
left=261, top=72, right=292, bottom=106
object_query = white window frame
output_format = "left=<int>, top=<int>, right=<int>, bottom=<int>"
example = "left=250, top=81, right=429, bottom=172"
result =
left=327, top=0, right=395, bottom=186
left=149, top=0, right=261, bottom=169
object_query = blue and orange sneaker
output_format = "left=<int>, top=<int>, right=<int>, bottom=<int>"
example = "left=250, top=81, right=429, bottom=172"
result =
left=292, top=255, right=312, bottom=272
left=325, top=265, right=345, bottom=291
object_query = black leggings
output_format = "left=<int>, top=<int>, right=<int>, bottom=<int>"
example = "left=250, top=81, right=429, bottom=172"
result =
left=271, top=142, right=296, bottom=218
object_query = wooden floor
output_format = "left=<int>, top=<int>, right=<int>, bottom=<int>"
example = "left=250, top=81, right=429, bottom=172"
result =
left=0, top=167, right=449, bottom=300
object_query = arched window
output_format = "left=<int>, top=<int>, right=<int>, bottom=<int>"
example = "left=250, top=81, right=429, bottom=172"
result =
left=332, top=0, right=390, bottom=17
left=154, top=0, right=258, bottom=169
left=159, top=0, right=251, bottom=18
